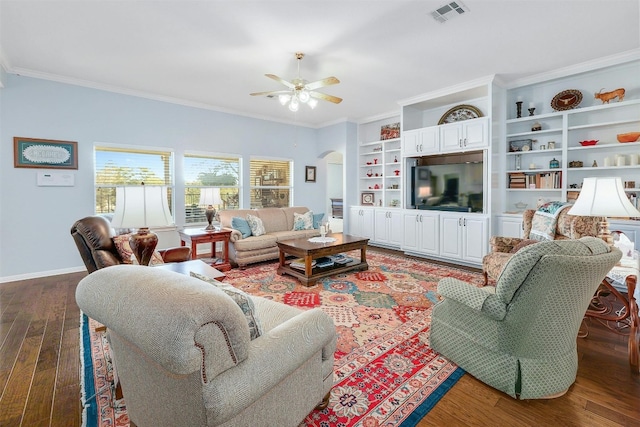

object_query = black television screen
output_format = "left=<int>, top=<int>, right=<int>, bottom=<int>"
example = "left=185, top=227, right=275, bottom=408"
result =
left=410, top=151, right=484, bottom=212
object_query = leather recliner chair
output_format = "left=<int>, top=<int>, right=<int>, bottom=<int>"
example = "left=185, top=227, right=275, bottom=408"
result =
left=71, top=215, right=191, bottom=273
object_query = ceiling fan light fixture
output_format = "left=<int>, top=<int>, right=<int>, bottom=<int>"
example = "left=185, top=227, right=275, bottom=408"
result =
left=288, top=97, right=300, bottom=112
left=278, top=94, right=291, bottom=105
left=298, top=90, right=311, bottom=103
left=250, top=52, right=342, bottom=111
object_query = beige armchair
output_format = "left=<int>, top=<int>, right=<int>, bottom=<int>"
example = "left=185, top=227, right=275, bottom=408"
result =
left=482, top=208, right=603, bottom=284
left=76, top=265, right=336, bottom=427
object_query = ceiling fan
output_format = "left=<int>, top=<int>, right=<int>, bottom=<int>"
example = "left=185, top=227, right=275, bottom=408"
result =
left=250, top=52, right=342, bottom=111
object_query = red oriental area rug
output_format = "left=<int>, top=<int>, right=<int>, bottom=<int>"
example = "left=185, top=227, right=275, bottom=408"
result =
left=80, top=250, right=484, bottom=427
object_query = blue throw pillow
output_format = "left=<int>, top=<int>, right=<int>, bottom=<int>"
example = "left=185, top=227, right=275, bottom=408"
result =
left=313, top=213, right=325, bottom=229
left=231, top=217, right=252, bottom=238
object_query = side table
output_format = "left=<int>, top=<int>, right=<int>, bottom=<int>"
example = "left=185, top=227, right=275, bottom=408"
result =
left=585, top=256, right=639, bottom=373
left=178, top=228, right=232, bottom=272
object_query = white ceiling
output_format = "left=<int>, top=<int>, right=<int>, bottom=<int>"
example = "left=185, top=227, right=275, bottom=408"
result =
left=1, top=1, right=639, bottom=128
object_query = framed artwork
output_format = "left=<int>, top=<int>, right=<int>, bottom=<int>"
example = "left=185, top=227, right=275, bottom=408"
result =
left=361, top=192, right=374, bottom=205
left=14, top=137, right=78, bottom=169
left=305, top=166, right=316, bottom=182
left=380, top=122, right=400, bottom=140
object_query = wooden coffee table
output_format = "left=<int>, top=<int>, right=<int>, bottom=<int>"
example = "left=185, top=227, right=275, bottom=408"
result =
left=277, top=233, right=369, bottom=286
left=154, top=259, right=226, bottom=281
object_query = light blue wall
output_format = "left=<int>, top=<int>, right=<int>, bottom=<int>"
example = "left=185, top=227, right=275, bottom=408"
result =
left=0, top=75, right=354, bottom=279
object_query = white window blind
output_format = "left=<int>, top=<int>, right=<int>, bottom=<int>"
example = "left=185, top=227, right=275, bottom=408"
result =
left=249, top=159, right=292, bottom=208
left=184, top=153, right=241, bottom=223
left=94, top=146, right=174, bottom=215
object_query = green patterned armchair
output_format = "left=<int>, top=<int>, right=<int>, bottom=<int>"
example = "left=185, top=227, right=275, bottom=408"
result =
left=431, top=237, right=621, bottom=399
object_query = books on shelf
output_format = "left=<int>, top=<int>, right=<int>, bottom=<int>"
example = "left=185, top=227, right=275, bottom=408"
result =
left=508, top=171, right=562, bottom=189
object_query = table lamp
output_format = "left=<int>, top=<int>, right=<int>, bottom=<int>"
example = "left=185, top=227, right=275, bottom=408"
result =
left=568, top=177, right=640, bottom=245
left=111, top=185, right=174, bottom=265
left=199, top=187, right=223, bottom=230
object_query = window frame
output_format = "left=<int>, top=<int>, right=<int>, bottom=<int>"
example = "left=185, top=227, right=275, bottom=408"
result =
left=249, top=157, right=294, bottom=209
left=93, top=143, right=175, bottom=224
left=183, top=151, right=242, bottom=224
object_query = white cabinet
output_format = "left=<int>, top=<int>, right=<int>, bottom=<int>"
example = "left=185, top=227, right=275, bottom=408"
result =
left=349, top=207, right=375, bottom=240
left=440, top=214, right=488, bottom=264
left=403, top=117, right=489, bottom=156
left=439, top=117, right=489, bottom=152
left=374, top=210, right=403, bottom=247
left=495, top=215, right=524, bottom=238
left=402, top=127, right=438, bottom=156
left=401, top=211, right=439, bottom=255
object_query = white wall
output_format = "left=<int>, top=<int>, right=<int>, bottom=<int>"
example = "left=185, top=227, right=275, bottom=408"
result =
left=0, top=75, right=354, bottom=279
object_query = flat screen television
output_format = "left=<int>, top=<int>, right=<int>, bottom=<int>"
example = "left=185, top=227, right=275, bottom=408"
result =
left=409, top=151, right=484, bottom=212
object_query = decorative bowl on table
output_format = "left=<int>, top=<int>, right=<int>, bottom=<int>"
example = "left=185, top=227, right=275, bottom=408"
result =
left=578, top=140, right=598, bottom=146
left=617, top=132, right=640, bottom=143
left=514, top=202, right=528, bottom=210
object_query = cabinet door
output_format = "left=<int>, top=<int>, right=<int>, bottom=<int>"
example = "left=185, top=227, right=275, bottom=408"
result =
left=374, top=210, right=389, bottom=243
left=419, top=127, right=439, bottom=154
left=463, top=117, right=489, bottom=149
left=361, top=208, right=375, bottom=240
left=402, top=213, right=420, bottom=251
left=402, top=130, right=421, bottom=156
left=349, top=207, right=362, bottom=237
left=440, top=215, right=463, bottom=259
left=389, top=211, right=404, bottom=247
left=439, top=123, right=463, bottom=152
left=497, top=216, right=523, bottom=238
left=462, top=216, right=487, bottom=263
left=418, top=213, right=439, bottom=254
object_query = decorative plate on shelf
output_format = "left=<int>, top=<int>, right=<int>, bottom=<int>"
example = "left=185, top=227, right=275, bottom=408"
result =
left=437, top=104, right=483, bottom=125
left=550, top=89, right=582, bottom=111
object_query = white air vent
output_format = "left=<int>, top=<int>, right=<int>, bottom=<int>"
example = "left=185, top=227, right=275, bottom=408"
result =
left=431, top=1, right=469, bottom=23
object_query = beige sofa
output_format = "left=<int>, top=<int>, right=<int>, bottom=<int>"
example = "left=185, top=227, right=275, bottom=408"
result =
left=218, top=207, right=320, bottom=268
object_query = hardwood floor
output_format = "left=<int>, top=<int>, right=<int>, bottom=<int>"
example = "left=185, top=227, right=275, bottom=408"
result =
left=1, top=263, right=639, bottom=426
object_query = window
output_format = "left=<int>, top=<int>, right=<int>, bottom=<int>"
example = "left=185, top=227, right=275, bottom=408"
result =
left=184, top=153, right=241, bottom=223
left=250, top=158, right=292, bottom=208
left=94, top=146, right=174, bottom=215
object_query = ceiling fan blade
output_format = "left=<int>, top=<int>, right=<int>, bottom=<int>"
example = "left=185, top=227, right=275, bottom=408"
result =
left=305, top=76, right=340, bottom=91
left=310, top=91, right=343, bottom=104
left=250, top=90, right=291, bottom=97
left=265, top=74, right=295, bottom=89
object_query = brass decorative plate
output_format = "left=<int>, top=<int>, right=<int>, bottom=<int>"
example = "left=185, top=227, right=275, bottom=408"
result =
left=438, top=104, right=483, bottom=125
left=551, top=89, right=582, bottom=111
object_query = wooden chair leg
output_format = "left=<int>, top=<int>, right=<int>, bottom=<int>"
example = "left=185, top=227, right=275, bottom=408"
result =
left=483, top=271, right=488, bottom=286
left=315, top=392, right=330, bottom=410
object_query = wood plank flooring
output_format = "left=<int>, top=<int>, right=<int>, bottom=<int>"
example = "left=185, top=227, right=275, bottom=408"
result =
left=1, top=259, right=639, bottom=426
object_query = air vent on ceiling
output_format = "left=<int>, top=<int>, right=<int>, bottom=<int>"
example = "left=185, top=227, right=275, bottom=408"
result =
left=431, top=1, right=469, bottom=23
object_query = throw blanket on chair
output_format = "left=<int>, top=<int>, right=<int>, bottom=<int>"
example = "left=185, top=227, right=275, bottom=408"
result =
left=530, top=201, right=572, bottom=241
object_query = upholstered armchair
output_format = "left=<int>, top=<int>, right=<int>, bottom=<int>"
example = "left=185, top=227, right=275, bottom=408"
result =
left=431, top=237, right=621, bottom=399
left=482, top=208, right=603, bottom=284
left=71, top=215, right=191, bottom=273
left=76, top=265, right=337, bottom=427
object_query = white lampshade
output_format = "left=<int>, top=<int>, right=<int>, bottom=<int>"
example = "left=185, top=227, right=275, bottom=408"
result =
left=568, top=177, right=640, bottom=217
left=199, top=187, right=223, bottom=206
left=111, top=186, right=174, bottom=229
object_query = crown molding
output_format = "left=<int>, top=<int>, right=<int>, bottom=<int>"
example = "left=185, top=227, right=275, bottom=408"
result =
left=503, top=49, right=640, bottom=89
left=4, top=66, right=333, bottom=129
